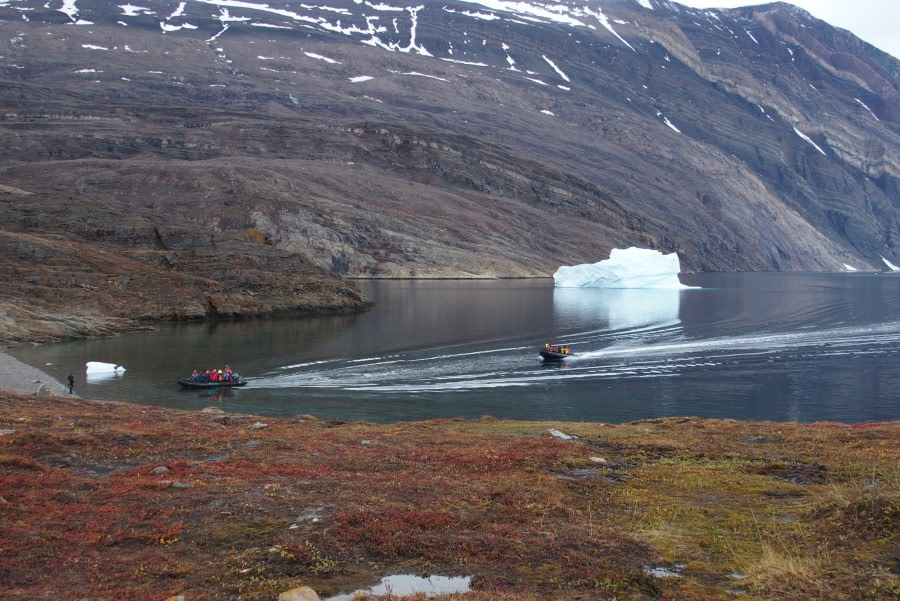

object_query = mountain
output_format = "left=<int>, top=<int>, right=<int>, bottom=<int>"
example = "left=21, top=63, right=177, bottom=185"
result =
left=1, top=0, right=898, bottom=341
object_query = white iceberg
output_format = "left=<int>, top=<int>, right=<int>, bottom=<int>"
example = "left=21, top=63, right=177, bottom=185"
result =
left=85, top=361, right=126, bottom=382
left=85, top=361, right=126, bottom=374
left=553, top=247, right=691, bottom=289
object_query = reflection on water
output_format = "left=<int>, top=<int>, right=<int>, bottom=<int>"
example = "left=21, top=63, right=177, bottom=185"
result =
left=553, top=287, right=681, bottom=330
left=85, top=371, right=125, bottom=384
left=8, top=274, right=900, bottom=424
left=180, top=387, right=236, bottom=403
left=326, top=574, right=471, bottom=601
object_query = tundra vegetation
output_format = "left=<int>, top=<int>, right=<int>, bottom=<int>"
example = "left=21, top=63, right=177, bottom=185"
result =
left=0, top=393, right=897, bottom=600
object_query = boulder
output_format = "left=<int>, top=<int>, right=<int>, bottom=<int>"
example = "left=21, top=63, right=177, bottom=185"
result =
left=278, top=586, right=321, bottom=601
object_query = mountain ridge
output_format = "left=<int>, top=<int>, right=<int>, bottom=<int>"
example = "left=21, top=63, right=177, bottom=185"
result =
left=1, top=0, right=898, bottom=340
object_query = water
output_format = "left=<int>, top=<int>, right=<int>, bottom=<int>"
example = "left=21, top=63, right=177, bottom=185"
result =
left=9, top=272, right=900, bottom=424
left=326, top=574, right=471, bottom=600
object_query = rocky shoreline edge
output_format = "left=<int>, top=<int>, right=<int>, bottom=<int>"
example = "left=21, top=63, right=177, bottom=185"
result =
left=0, top=350, right=70, bottom=397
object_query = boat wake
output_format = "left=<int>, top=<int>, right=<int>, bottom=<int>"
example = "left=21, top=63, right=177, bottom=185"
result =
left=250, top=321, right=900, bottom=395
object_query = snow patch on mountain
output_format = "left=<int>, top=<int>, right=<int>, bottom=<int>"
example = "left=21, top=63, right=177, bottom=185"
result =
left=582, top=6, right=635, bottom=52
left=793, top=127, right=826, bottom=156
left=58, top=0, right=78, bottom=21
left=402, top=71, right=447, bottom=82
left=359, top=5, right=431, bottom=56
left=443, top=6, right=499, bottom=21
left=441, top=58, right=488, bottom=67
left=542, top=54, right=569, bottom=82
left=168, top=2, right=186, bottom=19
left=459, top=0, right=584, bottom=27
left=305, top=51, right=341, bottom=64
left=119, top=5, right=154, bottom=17
left=161, top=21, right=198, bottom=32
left=854, top=98, right=879, bottom=122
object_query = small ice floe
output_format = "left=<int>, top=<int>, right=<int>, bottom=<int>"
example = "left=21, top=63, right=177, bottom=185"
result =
left=85, top=361, right=126, bottom=382
left=548, top=428, right=576, bottom=440
left=86, top=361, right=126, bottom=374
left=326, top=574, right=471, bottom=601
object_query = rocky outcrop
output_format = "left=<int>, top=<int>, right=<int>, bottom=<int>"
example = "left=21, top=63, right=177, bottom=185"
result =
left=0, top=197, right=372, bottom=344
left=277, top=587, right=321, bottom=601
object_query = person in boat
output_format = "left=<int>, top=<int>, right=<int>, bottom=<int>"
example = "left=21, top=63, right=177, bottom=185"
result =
left=189, top=369, right=199, bottom=381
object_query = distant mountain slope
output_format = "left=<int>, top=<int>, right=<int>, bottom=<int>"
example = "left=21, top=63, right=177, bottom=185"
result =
left=0, top=1, right=898, bottom=304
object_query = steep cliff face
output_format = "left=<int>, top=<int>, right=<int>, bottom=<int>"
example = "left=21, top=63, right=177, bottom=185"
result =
left=0, top=0, right=898, bottom=336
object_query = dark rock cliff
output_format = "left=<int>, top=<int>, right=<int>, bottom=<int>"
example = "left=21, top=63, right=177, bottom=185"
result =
left=0, top=0, right=898, bottom=339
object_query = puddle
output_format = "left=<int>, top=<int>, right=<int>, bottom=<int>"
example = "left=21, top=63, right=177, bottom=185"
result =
left=557, top=467, right=631, bottom=484
left=756, top=461, right=828, bottom=485
left=326, top=574, right=471, bottom=600
left=559, top=467, right=604, bottom=479
left=643, top=564, right=685, bottom=578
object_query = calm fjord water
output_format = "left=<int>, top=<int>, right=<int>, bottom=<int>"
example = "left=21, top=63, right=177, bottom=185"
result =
left=11, top=273, right=900, bottom=423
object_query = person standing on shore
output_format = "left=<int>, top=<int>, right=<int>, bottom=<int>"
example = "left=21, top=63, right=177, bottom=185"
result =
left=67, top=373, right=74, bottom=394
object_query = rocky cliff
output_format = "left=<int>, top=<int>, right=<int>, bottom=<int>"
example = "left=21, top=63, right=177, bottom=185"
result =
left=0, top=0, right=898, bottom=340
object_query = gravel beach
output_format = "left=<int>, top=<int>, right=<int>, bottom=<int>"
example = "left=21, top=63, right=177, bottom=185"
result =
left=0, top=350, right=71, bottom=397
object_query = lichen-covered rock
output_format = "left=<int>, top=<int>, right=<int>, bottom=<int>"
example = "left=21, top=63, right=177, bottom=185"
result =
left=277, top=586, right=321, bottom=601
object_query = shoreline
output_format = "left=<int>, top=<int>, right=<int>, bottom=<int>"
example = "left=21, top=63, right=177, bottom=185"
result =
left=0, top=350, right=71, bottom=397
